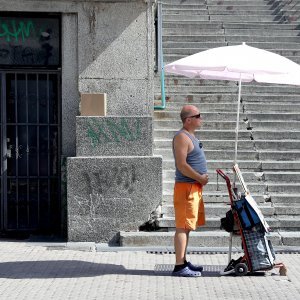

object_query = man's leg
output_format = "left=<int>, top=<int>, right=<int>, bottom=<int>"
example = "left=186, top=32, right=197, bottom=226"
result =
left=174, top=228, right=190, bottom=265
left=184, top=231, right=190, bottom=262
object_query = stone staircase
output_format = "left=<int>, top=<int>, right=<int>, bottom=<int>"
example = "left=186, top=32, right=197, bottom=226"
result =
left=120, top=0, right=300, bottom=247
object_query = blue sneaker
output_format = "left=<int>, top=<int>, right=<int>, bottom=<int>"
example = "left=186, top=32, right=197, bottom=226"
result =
left=187, top=261, right=204, bottom=272
left=172, top=266, right=202, bottom=277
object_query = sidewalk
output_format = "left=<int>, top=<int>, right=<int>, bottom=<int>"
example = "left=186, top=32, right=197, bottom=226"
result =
left=0, top=240, right=299, bottom=299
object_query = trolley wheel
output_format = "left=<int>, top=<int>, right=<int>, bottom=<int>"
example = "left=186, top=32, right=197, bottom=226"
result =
left=234, top=263, right=248, bottom=276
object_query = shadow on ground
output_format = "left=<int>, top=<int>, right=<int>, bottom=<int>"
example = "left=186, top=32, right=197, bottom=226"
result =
left=0, top=261, right=271, bottom=279
left=0, top=260, right=156, bottom=278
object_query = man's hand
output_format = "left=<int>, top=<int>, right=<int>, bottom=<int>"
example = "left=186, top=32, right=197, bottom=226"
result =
left=198, top=174, right=209, bottom=186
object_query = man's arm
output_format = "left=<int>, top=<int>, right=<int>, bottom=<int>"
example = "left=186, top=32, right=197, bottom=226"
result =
left=173, top=133, right=208, bottom=186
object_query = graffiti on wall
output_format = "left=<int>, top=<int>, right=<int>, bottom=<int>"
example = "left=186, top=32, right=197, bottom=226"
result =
left=82, top=164, right=137, bottom=195
left=0, top=16, right=60, bottom=66
left=87, top=118, right=142, bottom=146
left=72, top=164, right=137, bottom=233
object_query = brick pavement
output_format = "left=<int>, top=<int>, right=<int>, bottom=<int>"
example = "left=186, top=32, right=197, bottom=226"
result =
left=0, top=241, right=299, bottom=299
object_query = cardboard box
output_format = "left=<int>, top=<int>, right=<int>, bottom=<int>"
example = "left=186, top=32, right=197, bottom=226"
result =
left=80, top=93, right=107, bottom=116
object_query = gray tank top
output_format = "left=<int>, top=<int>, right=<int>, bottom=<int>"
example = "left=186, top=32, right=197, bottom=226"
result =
left=173, top=130, right=207, bottom=183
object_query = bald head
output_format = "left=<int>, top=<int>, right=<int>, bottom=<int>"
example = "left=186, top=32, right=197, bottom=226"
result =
left=180, top=105, right=199, bottom=123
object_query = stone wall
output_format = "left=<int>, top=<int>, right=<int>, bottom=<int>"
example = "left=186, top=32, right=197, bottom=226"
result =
left=67, top=155, right=162, bottom=244
left=0, top=0, right=156, bottom=156
left=0, top=0, right=160, bottom=242
left=68, top=116, right=161, bottom=243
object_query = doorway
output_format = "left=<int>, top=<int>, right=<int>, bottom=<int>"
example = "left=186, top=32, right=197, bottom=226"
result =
left=0, top=71, right=61, bottom=234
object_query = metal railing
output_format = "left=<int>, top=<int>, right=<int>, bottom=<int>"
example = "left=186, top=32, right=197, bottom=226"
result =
left=154, top=0, right=166, bottom=110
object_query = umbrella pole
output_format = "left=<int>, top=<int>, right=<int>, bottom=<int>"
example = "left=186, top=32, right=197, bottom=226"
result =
left=233, top=75, right=242, bottom=186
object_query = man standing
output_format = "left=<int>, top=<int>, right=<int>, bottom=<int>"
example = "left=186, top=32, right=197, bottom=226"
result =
left=172, top=105, right=209, bottom=277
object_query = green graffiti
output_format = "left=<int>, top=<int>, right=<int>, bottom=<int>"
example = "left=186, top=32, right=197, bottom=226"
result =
left=0, top=19, right=35, bottom=42
left=87, top=122, right=110, bottom=147
left=106, top=118, right=137, bottom=142
left=87, top=118, right=142, bottom=146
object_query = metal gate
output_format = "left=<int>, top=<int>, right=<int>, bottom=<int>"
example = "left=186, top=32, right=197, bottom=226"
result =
left=0, top=71, right=61, bottom=233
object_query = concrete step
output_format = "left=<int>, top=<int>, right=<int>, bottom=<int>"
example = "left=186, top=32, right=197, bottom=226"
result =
left=162, top=0, right=206, bottom=4
left=208, top=8, right=300, bottom=16
left=162, top=21, right=224, bottom=33
left=160, top=74, right=300, bottom=85
left=264, top=171, right=300, bottom=182
left=155, top=139, right=253, bottom=150
left=154, top=111, right=300, bottom=121
left=155, top=139, right=300, bottom=151
left=154, top=93, right=300, bottom=103
left=163, top=26, right=224, bottom=35
left=162, top=159, right=262, bottom=170
left=119, top=230, right=300, bottom=247
left=163, top=9, right=208, bottom=15
left=162, top=169, right=300, bottom=183
left=163, top=41, right=228, bottom=48
left=154, top=111, right=245, bottom=121
left=162, top=45, right=300, bottom=53
left=162, top=77, right=237, bottom=86
left=243, top=120, right=300, bottom=130
left=268, top=183, right=300, bottom=194
left=156, top=216, right=300, bottom=232
left=154, top=129, right=251, bottom=139
left=163, top=34, right=226, bottom=43
left=224, top=28, right=300, bottom=36
left=162, top=20, right=300, bottom=31
left=207, top=4, right=289, bottom=11
left=163, top=85, right=239, bottom=93
left=155, top=148, right=258, bottom=160
left=226, top=35, right=300, bottom=43
left=163, top=14, right=210, bottom=21
left=161, top=203, right=275, bottom=217
left=251, top=130, right=300, bottom=140
left=209, top=15, right=283, bottom=22
left=246, top=113, right=300, bottom=121
left=255, top=140, right=300, bottom=150
left=155, top=148, right=300, bottom=161
left=161, top=160, right=300, bottom=172
left=163, top=34, right=300, bottom=43
left=270, top=193, right=300, bottom=204
left=207, top=9, right=285, bottom=16
left=244, top=103, right=300, bottom=112
left=206, top=0, right=279, bottom=4
left=259, top=150, right=300, bottom=161
left=155, top=101, right=300, bottom=112
left=163, top=4, right=207, bottom=10
left=161, top=191, right=266, bottom=205
left=164, top=52, right=300, bottom=62
left=154, top=120, right=245, bottom=130
left=163, top=40, right=300, bottom=49
left=162, top=180, right=266, bottom=193
left=274, top=203, right=300, bottom=215
left=227, top=40, right=300, bottom=49
left=162, top=181, right=300, bottom=194
left=162, top=169, right=263, bottom=181
left=242, top=94, right=300, bottom=102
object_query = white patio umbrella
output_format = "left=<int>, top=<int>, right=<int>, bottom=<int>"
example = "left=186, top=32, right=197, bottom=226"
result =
left=164, top=42, right=300, bottom=164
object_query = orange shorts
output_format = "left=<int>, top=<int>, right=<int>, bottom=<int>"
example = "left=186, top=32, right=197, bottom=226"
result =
left=173, top=182, right=205, bottom=230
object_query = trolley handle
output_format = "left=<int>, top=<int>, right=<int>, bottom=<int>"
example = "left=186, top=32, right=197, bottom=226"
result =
left=216, top=169, right=230, bottom=181
left=216, top=169, right=238, bottom=204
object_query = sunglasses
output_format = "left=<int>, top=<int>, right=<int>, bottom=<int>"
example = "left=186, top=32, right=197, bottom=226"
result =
left=187, top=113, right=201, bottom=119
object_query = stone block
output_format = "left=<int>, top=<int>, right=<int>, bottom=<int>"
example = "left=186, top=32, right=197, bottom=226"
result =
left=80, top=93, right=107, bottom=116
left=76, top=116, right=153, bottom=156
left=67, top=156, right=162, bottom=243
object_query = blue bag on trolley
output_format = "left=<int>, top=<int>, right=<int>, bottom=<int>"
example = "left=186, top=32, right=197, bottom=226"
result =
left=234, top=195, right=261, bottom=230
